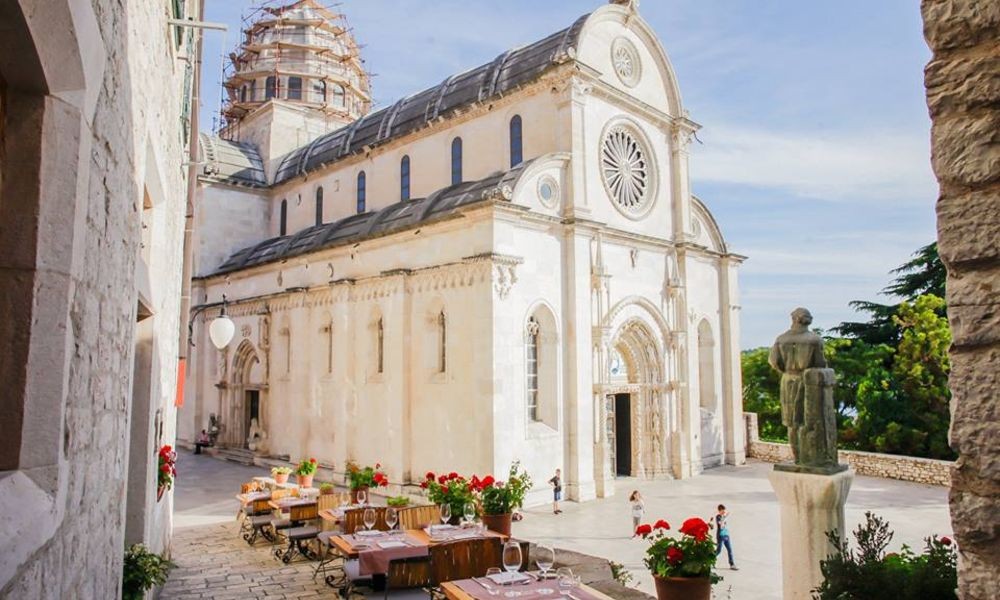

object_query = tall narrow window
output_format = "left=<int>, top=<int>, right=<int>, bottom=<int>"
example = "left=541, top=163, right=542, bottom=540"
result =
left=265, top=76, right=277, bottom=100
left=315, top=186, right=324, bottom=225
left=279, top=199, right=288, bottom=236
left=240, top=85, right=247, bottom=103
left=450, top=137, right=463, bottom=185
left=526, top=317, right=539, bottom=422
left=356, top=171, right=366, bottom=213
left=287, top=76, right=303, bottom=100
left=438, top=311, right=447, bottom=373
left=400, top=155, right=411, bottom=201
left=313, top=79, right=326, bottom=103
left=332, top=84, right=346, bottom=107
left=376, top=317, right=384, bottom=374
left=509, top=115, right=523, bottom=167
left=249, top=80, right=256, bottom=102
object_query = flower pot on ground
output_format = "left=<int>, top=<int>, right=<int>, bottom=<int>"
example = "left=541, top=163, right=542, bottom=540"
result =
left=122, top=544, right=175, bottom=600
left=271, top=466, right=292, bottom=484
left=479, top=461, right=532, bottom=535
left=638, top=517, right=719, bottom=600
left=293, top=458, right=318, bottom=488
left=346, top=461, right=389, bottom=502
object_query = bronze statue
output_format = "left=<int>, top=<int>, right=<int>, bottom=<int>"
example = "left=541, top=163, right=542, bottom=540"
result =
left=769, top=308, right=846, bottom=474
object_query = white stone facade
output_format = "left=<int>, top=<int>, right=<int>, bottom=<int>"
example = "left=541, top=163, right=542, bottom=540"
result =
left=0, top=0, right=195, bottom=596
left=182, top=2, right=746, bottom=505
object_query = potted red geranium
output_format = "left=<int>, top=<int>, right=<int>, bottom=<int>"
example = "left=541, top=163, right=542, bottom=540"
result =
left=156, top=445, right=176, bottom=502
left=294, top=458, right=318, bottom=488
left=347, top=461, right=388, bottom=503
left=479, top=461, right=532, bottom=536
left=638, top=517, right=720, bottom=600
left=422, top=471, right=477, bottom=525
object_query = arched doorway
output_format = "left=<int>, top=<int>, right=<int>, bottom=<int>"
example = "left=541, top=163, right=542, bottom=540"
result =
left=229, top=339, right=263, bottom=448
left=698, top=319, right=723, bottom=466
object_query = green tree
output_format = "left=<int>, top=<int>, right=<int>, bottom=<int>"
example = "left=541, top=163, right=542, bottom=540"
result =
left=741, top=347, right=784, bottom=441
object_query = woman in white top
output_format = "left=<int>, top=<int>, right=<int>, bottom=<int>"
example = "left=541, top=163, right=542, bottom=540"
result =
left=629, top=490, right=645, bottom=537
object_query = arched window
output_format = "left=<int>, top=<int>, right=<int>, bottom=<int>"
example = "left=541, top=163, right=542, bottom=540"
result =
left=313, top=79, right=326, bottom=103
left=450, top=137, right=462, bottom=185
left=526, top=316, right=539, bottom=421
left=376, top=317, right=384, bottom=374
left=438, top=310, right=447, bottom=373
left=287, top=76, right=302, bottom=100
left=315, top=186, right=324, bottom=226
left=400, top=155, right=411, bottom=201
left=240, top=85, right=247, bottom=103
left=356, top=171, right=366, bottom=213
left=509, top=115, right=523, bottom=167
left=279, top=199, right=287, bottom=236
left=265, top=75, right=277, bottom=100
left=249, top=80, right=256, bottom=102
left=332, top=84, right=346, bottom=107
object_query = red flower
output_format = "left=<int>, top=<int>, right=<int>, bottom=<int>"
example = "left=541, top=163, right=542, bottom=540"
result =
left=160, top=464, right=171, bottom=473
left=654, top=519, right=671, bottom=530
left=680, top=518, right=710, bottom=541
left=376, top=462, right=381, bottom=468
left=160, top=445, right=172, bottom=454
left=470, top=475, right=482, bottom=491
left=666, top=547, right=684, bottom=565
left=438, top=475, right=448, bottom=485
left=310, top=458, right=317, bottom=463
left=420, top=481, right=429, bottom=489
left=941, top=536, right=952, bottom=546
left=635, top=524, right=653, bottom=536
left=481, top=475, right=495, bottom=487
left=440, top=485, right=449, bottom=495
left=448, top=472, right=459, bottom=480
left=426, top=471, right=436, bottom=481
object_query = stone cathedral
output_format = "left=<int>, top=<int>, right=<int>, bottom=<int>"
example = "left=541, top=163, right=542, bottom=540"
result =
left=181, top=0, right=746, bottom=504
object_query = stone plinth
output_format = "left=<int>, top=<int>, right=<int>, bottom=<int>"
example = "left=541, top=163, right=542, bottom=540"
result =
left=769, top=468, right=853, bottom=600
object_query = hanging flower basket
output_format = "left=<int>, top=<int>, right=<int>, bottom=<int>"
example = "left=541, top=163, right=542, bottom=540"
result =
left=156, top=445, right=176, bottom=503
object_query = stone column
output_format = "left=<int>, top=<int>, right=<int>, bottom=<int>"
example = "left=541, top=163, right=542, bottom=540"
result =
left=769, top=469, right=854, bottom=600
left=922, top=3, right=1000, bottom=598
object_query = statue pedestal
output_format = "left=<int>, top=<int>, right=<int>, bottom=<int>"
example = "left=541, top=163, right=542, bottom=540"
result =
left=768, top=468, right=853, bottom=600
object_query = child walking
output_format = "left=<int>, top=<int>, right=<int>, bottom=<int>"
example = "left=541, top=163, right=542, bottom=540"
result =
left=629, top=490, right=645, bottom=536
left=714, top=504, right=738, bottom=570
left=548, top=469, right=563, bottom=514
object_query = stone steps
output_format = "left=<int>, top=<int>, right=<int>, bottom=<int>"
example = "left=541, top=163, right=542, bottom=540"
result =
left=215, top=447, right=255, bottom=466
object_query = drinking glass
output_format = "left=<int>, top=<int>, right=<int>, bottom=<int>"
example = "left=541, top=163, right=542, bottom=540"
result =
left=485, top=568, right=503, bottom=596
left=363, top=507, right=376, bottom=532
left=556, top=568, right=578, bottom=597
left=536, top=544, right=555, bottom=579
left=463, top=502, right=477, bottom=527
left=356, top=489, right=367, bottom=506
left=502, top=540, right=523, bottom=574
left=385, top=507, right=398, bottom=533
left=439, top=503, right=452, bottom=526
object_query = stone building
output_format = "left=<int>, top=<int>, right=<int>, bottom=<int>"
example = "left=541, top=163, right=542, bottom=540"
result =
left=181, top=0, right=746, bottom=504
left=0, top=0, right=197, bottom=597
left=922, top=1, right=1000, bottom=598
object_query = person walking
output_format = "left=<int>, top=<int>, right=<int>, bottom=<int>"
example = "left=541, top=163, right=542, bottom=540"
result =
left=629, top=490, right=645, bottom=537
left=548, top=469, right=563, bottom=514
left=714, top=504, right=738, bottom=570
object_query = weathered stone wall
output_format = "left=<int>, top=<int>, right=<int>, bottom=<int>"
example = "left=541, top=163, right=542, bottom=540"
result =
left=921, top=2, right=1000, bottom=597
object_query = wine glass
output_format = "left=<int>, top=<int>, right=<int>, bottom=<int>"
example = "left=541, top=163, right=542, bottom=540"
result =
left=385, top=507, right=398, bottom=533
left=363, top=507, right=376, bottom=532
left=439, top=503, right=452, bottom=526
left=463, top=502, right=477, bottom=527
left=502, top=541, right=523, bottom=597
left=485, top=567, right=503, bottom=596
left=536, top=544, right=555, bottom=580
left=356, top=489, right=367, bottom=506
left=556, top=568, right=577, bottom=596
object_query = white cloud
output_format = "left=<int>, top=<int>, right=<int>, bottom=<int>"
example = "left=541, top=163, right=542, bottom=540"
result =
left=690, top=124, right=937, bottom=204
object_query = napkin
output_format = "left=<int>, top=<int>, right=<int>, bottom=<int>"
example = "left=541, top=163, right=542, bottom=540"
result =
left=487, top=572, right=530, bottom=585
left=377, top=540, right=408, bottom=549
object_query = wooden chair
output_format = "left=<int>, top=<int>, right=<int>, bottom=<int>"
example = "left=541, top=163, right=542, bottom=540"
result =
left=429, top=539, right=479, bottom=584
left=398, top=504, right=439, bottom=530
left=468, top=537, right=503, bottom=576
left=384, top=555, right=433, bottom=599
left=342, top=507, right=388, bottom=534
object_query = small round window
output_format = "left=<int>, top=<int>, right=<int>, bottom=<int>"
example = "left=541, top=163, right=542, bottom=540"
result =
left=537, top=176, right=560, bottom=209
left=611, top=37, right=641, bottom=88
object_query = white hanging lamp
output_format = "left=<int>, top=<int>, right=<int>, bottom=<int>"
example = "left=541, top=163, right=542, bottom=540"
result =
left=208, top=294, right=236, bottom=350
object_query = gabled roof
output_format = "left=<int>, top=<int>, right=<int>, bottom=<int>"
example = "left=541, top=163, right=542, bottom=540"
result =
left=198, top=134, right=267, bottom=187
left=272, top=13, right=589, bottom=185
left=212, top=159, right=535, bottom=275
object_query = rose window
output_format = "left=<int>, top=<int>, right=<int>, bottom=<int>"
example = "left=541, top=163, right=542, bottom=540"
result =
left=601, top=125, right=651, bottom=215
left=611, top=37, right=641, bottom=87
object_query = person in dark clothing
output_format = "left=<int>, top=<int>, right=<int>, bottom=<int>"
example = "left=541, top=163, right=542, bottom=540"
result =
left=714, top=504, right=738, bottom=570
left=548, top=469, right=563, bottom=514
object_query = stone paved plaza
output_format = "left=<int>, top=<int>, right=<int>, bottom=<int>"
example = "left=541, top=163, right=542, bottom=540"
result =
left=165, top=452, right=951, bottom=599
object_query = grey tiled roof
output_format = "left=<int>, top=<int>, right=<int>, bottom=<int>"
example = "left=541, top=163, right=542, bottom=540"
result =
left=213, top=159, right=535, bottom=275
left=272, top=13, right=589, bottom=184
left=198, top=134, right=267, bottom=187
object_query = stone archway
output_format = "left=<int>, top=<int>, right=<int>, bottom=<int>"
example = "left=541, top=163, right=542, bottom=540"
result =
left=227, top=339, right=263, bottom=448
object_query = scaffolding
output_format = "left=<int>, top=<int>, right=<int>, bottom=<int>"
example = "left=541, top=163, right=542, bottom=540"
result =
left=220, top=0, right=372, bottom=133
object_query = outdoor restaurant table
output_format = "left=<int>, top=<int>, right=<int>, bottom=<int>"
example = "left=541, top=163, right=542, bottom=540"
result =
left=236, top=490, right=271, bottom=505
left=441, top=575, right=615, bottom=600
left=267, top=497, right=318, bottom=511
left=327, top=527, right=506, bottom=576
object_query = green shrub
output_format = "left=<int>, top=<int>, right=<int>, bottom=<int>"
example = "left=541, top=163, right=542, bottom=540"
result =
left=814, top=512, right=957, bottom=600
left=122, top=544, right=175, bottom=600
left=387, top=495, right=410, bottom=507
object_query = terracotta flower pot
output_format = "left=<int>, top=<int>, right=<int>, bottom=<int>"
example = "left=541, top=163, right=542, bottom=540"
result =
left=351, top=485, right=370, bottom=504
left=481, top=513, right=513, bottom=537
left=274, top=472, right=290, bottom=485
left=297, top=474, right=314, bottom=488
left=653, top=575, right=711, bottom=600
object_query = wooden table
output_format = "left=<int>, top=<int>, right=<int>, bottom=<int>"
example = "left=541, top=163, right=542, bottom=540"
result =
left=267, top=497, right=318, bottom=511
left=326, top=528, right=504, bottom=559
left=440, top=579, right=615, bottom=600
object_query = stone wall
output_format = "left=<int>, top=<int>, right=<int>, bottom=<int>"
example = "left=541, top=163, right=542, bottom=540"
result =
left=921, top=2, right=1000, bottom=598
left=744, top=414, right=954, bottom=486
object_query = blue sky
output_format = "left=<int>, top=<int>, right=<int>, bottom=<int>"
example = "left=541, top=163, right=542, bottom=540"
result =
left=198, top=1, right=937, bottom=349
